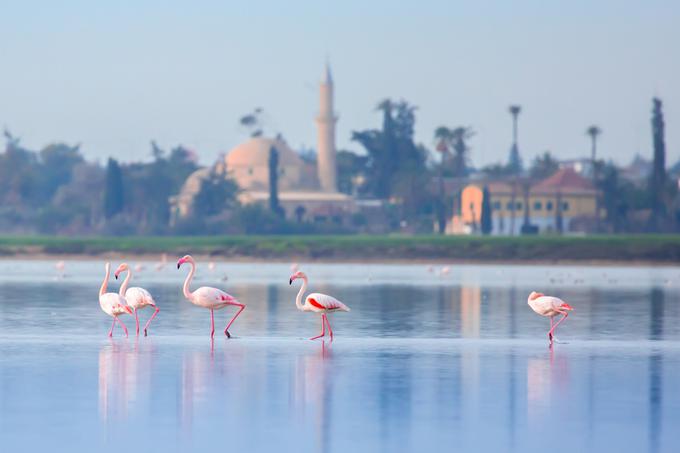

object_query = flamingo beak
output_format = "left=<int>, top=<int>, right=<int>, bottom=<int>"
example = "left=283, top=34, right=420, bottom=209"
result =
left=289, top=278, right=293, bottom=285
left=115, top=273, right=119, bottom=280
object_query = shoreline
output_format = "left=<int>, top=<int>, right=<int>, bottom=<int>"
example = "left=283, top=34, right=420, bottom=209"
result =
left=1, top=234, right=680, bottom=266
left=1, top=251, right=678, bottom=267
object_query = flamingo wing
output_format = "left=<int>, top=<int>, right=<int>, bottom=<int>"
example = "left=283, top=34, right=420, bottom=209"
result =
left=530, top=296, right=566, bottom=316
left=193, top=286, right=238, bottom=308
left=306, top=293, right=350, bottom=312
left=125, top=287, right=155, bottom=309
left=100, top=293, right=131, bottom=315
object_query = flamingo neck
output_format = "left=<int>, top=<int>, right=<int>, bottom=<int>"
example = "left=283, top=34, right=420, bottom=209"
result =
left=100, top=264, right=110, bottom=297
left=119, top=268, right=132, bottom=296
left=295, top=276, right=308, bottom=311
left=183, top=260, right=195, bottom=300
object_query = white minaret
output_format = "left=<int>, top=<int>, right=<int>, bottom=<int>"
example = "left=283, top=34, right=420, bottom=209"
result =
left=316, top=62, right=338, bottom=192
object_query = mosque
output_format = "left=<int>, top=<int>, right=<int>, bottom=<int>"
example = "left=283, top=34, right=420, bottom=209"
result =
left=171, top=64, right=355, bottom=224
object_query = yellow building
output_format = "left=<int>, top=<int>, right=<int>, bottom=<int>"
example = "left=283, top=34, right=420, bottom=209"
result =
left=449, top=168, right=598, bottom=235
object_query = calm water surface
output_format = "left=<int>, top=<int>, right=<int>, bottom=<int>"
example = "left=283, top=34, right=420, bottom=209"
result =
left=1, top=260, right=679, bottom=452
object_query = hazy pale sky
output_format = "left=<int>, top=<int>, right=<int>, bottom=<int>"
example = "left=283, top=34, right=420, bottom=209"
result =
left=0, top=0, right=678, bottom=167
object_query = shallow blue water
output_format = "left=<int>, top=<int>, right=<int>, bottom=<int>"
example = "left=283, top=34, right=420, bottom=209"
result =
left=1, top=260, right=679, bottom=452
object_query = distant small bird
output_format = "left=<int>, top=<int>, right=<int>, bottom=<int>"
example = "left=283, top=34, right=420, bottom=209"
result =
left=134, top=263, right=145, bottom=273
left=527, top=291, right=573, bottom=345
left=99, top=263, right=132, bottom=337
left=115, top=263, right=159, bottom=336
left=439, top=266, right=451, bottom=277
left=289, top=271, right=350, bottom=340
left=155, top=253, right=168, bottom=271
left=55, top=260, right=66, bottom=278
left=178, top=255, right=245, bottom=338
left=290, top=262, right=299, bottom=273
left=208, top=261, right=216, bottom=271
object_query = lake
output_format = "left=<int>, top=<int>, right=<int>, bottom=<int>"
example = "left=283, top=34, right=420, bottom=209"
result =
left=1, top=260, right=679, bottom=452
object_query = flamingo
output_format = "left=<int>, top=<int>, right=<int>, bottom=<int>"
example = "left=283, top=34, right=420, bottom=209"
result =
left=99, top=262, right=132, bottom=337
left=55, top=260, right=66, bottom=279
left=289, top=271, right=350, bottom=340
left=208, top=261, right=216, bottom=272
left=527, top=291, right=574, bottom=345
left=177, top=255, right=245, bottom=338
left=114, top=263, right=160, bottom=337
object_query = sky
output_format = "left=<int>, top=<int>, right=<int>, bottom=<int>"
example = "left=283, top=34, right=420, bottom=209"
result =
left=0, top=0, right=678, bottom=168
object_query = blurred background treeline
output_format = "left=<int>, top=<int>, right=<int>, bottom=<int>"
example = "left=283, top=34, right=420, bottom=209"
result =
left=0, top=96, right=677, bottom=237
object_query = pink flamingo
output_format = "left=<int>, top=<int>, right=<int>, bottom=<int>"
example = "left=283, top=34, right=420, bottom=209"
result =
left=289, top=271, right=350, bottom=340
left=527, top=291, right=574, bottom=345
left=114, top=263, right=160, bottom=337
left=177, top=255, right=245, bottom=338
left=99, top=262, right=132, bottom=337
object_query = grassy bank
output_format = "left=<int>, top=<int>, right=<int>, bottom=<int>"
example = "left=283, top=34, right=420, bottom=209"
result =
left=0, top=234, right=680, bottom=263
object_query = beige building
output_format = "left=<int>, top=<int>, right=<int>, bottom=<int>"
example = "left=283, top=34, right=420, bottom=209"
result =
left=171, top=64, right=355, bottom=223
left=449, top=168, right=599, bottom=235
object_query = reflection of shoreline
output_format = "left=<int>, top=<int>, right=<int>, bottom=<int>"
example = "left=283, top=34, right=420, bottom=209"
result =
left=460, top=286, right=481, bottom=338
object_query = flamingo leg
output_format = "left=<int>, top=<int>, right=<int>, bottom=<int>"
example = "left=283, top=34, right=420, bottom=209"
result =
left=115, top=316, right=129, bottom=337
left=548, top=312, right=569, bottom=342
left=210, top=309, right=215, bottom=338
left=310, top=314, right=326, bottom=340
left=143, top=306, right=160, bottom=337
left=324, top=314, right=334, bottom=341
left=135, top=309, right=140, bottom=336
left=548, top=316, right=555, bottom=343
left=108, top=317, right=116, bottom=337
left=224, top=303, right=245, bottom=338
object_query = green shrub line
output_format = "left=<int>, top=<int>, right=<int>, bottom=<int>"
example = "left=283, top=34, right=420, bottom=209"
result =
left=0, top=234, right=679, bottom=262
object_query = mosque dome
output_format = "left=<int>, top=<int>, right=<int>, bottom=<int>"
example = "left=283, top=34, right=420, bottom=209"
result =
left=171, top=167, right=212, bottom=218
left=225, top=137, right=314, bottom=191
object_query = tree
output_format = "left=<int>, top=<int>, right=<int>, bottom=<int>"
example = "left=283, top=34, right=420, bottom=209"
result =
left=336, top=150, right=367, bottom=195
left=434, top=126, right=474, bottom=177
left=596, top=162, right=629, bottom=233
left=268, top=145, right=284, bottom=217
left=530, top=152, right=559, bottom=179
left=39, top=143, right=84, bottom=202
left=352, top=99, right=428, bottom=199
left=650, top=98, right=667, bottom=230
left=507, top=105, right=523, bottom=174
left=586, top=126, right=603, bottom=231
left=103, top=158, right=124, bottom=219
left=352, top=99, right=433, bottom=229
left=481, top=186, right=492, bottom=235
left=586, top=125, right=602, bottom=163
left=481, top=163, right=513, bottom=178
left=192, top=170, right=239, bottom=217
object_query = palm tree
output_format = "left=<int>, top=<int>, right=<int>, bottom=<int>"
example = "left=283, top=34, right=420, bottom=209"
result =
left=434, top=126, right=473, bottom=177
left=586, top=125, right=603, bottom=231
left=433, top=126, right=451, bottom=234
left=508, top=105, right=523, bottom=234
left=586, top=125, right=602, bottom=163
left=508, top=105, right=522, bottom=174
